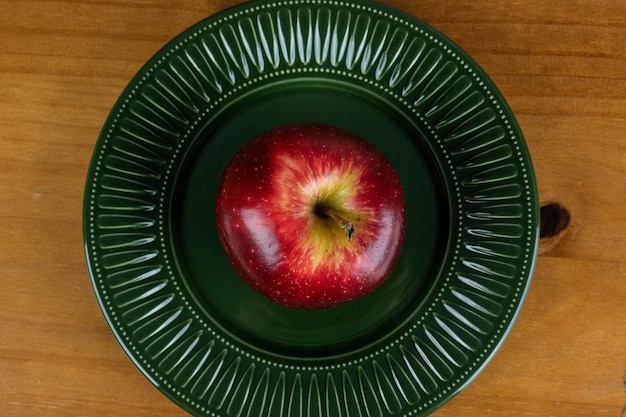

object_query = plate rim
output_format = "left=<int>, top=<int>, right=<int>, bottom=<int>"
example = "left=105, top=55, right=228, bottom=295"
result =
left=83, top=0, right=539, bottom=416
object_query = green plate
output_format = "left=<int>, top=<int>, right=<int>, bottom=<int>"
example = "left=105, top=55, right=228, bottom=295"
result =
left=83, top=1, right=539, bottom=416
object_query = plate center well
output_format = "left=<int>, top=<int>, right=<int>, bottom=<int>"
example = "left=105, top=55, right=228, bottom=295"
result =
left=171, top=80, right=449, bottom=358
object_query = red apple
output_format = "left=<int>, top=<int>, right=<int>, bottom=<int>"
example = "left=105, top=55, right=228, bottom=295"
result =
left=215, top=123, right=406, bottom=309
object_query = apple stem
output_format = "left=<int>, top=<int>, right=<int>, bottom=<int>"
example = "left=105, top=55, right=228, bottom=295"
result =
left=344, top=222, right=356, bottom=241
left=315, top=206, right=356, bottom=241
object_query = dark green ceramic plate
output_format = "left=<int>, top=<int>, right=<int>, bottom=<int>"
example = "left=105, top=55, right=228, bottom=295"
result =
left=84, top=1, right=539, bottom=416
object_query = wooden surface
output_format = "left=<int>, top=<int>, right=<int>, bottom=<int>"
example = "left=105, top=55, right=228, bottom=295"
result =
left=1, top=0, right=624, bottom=416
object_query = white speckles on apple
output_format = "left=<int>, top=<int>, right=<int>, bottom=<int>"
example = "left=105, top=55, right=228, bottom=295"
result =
left=215, top=123, right=405, bottom=309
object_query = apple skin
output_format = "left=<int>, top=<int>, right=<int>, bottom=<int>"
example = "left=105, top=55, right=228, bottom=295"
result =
left=215, top=123, right=406, bottom=309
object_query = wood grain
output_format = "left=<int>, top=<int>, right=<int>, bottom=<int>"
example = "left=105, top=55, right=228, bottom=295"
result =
left=1, top=0, right=624, bottom=416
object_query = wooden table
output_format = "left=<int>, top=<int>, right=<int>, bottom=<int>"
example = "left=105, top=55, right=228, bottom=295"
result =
left=1, top=0, right=624, bottom=416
